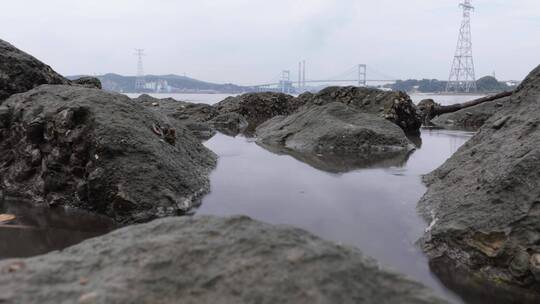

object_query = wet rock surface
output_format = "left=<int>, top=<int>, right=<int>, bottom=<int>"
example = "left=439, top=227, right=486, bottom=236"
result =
left=0, top=85, right=216, bottom=224
left=418, top=65, right=540, bottom=294
left=301, top=86, right=422, bottom=133
left=0, top=215, right=446, bottom=304
left=214, top=92, right=304, bottom=134
left=432, top=96, right=511, bottom=131
left=0, top=39, right=69, bottom=102
left=256, top=102, right=415, bottom=169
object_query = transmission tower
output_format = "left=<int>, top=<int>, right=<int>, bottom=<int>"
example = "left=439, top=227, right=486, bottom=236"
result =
left=446, top=0, right=477, bottom=93
left=135, top=49, right=146, bottom=91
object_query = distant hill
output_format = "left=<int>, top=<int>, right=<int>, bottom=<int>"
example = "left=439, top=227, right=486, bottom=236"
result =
left=67, top=74, right=254, bottom=94
left=384, top=76, right=517, bottom=93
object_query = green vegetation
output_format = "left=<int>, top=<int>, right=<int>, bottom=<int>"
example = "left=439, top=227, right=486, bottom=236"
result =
left=385, top=76, right=516, bottom=93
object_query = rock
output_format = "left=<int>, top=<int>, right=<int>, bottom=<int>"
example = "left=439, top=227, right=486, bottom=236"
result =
left=71, top=77, right=102, bottom=89
left=133, top=94, right=186, bottom=119
left=171, top=102, right=219, bottom=124
left=214, top=92, right=304, bottom=134
left=0, top=39, right=69, bottom=102
left=0, top=85, right=216, bottom=224
left=139, top=96, right=251, bottom=140
left=418, top=65, right=540, bottom=293
left=0, top=215, right=446, bottom=304
left=134, top=95, right=218, bottom=140
left=256, top=102, right=415, bottom=170
left=432, top=96, right=511, bottom=131
left=169, top=103, right=219, bottom=140
left=301, top=86, right=422, bottom=134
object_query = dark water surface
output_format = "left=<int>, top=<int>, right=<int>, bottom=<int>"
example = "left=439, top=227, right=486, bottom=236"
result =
left=198, top=129, right=474, bottom=303
left=0, top=198, right=115, bottom=259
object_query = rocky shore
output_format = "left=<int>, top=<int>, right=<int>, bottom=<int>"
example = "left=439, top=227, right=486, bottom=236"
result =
left=3, top=37, right=540, bottom=302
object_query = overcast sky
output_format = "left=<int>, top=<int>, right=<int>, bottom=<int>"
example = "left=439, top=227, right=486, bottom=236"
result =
left=1, top=0, right=538, bottom=84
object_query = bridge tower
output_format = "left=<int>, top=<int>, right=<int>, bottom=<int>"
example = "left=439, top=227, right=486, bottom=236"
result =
left=446, top=0, right=477, bottom=93
left=297, top=60, right=307, bottom=92
left=298, top=62, right=302, bottom=90
left=135, top=49, right=146, bottom=91
left=280, top=70, right=293, bottom=93
left=302, top=60, right=306, bottom=89
left=358, top=64, right=367, bottom=87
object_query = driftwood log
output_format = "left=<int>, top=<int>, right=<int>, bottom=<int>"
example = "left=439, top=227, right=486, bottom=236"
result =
left=417, top=91, right=513, bottom=125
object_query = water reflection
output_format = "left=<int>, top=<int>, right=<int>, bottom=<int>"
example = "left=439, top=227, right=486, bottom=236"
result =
left=198, top=129, right=473, bottom=303
left=0, top=198, right=115, bottom=259
left=257, top=142, right=414, bottom=174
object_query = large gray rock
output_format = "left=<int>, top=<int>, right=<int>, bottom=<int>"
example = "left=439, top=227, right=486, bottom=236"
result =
left=256, top=102, right=414, bottom=171
left=0, top=39, right=69, bottom=102
left=418, top=65, right=540, bottom=294
left=301, top=86, right=422, bottom=133
left=0, top=85, right=216, bottom=224
left=214, top=92, right=304, bottom=134
left=432, top=96, right=510, bottom=131
left=0, top=215, right=446, bottom=304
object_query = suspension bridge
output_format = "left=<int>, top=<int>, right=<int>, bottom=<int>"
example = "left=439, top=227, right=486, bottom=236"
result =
left=251, top=63, right=399, bottom=93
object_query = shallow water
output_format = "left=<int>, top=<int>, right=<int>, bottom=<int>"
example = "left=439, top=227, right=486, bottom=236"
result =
left=197, top=129, right=473, bottom=303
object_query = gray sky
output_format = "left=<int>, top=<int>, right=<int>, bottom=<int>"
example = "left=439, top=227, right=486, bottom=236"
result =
left=1, top=0, right=538, bottom=84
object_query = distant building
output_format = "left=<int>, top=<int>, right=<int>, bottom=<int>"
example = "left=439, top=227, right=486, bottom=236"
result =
left=143, top=80, right=172, bottom=93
